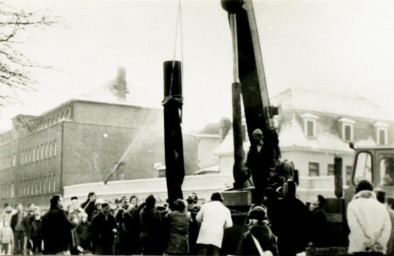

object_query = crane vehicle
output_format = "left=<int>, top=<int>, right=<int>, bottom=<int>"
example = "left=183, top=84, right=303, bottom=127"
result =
left=217, top=0, right=394, bottom=255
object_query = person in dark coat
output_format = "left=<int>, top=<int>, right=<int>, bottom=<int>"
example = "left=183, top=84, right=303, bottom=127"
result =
left=237, top=206, right=278, bottom=256
left=246, top=128, right=275, bottom=204
left=75, top=213, right=92, bottom=254
left=269, top=181, right=309, bottom=256
left=115, top=207, right=134, bottom=254
left=42, top=194, right=77, bottom=255
left=10, top=203, right=26, bottom=255
left=164, top=199, right=192, bottom=255
left=187, top=193, right=200, bottom=255
left=80, top=192, right=96, bottom=222
left=139, top=195, right=163, bottom=255
left=29, top=213, right=43, bottom=254
left=308, top=195, right=329, bottom=247
left=89, top=202, right=117, bottom=255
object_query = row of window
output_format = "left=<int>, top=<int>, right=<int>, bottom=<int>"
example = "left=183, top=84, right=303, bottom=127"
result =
left=0, top=154, right=16, bottom=170
left=20, top=140, right=57, bottom=165
left=303, top=117, right=389, bottom=145
left=0, top=141, right=57, bottom=170
left=0, top=173, right=57, bottom=199
left=308, top=162, right=353, bottom=185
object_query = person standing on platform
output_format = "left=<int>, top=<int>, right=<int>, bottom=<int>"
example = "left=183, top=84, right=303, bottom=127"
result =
left=246, top=128, right=275, bottom=204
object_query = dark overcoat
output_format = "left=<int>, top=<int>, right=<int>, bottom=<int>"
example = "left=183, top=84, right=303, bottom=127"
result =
left=42, top=207, right=76, bottom=254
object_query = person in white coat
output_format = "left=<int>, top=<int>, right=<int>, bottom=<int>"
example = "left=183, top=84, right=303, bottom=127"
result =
left=347, top=180, right=391, bottom=256
left=196, top=192, right=233, bottom=256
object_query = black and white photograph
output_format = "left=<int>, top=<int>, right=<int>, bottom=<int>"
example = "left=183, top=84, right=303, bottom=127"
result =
left=0, top=0, right=393, bottom=255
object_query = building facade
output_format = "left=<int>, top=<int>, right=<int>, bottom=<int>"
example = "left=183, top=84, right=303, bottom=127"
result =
left=215, top=88, right=394, bottom=186
left=0, top=99, right=165, bottom=207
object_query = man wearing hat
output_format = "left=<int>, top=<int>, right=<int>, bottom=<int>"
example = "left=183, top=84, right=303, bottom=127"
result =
left=237, top=206, right=278, bottom=256
left=246, top=128, right=275, bottom=204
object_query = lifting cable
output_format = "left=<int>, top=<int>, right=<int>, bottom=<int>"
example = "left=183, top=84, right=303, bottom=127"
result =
left=163, top=0, right=184, bottom=113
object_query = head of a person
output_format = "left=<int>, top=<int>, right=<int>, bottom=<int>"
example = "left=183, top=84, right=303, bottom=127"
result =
left=247, top=206, right=268, bottom=225
left=211, top=192, right=224, bottom=202
left=4, top=203, right=12, bottom=213
left=173, top=199, right=186, bottom=212
left=252, top=129, right=263, bottom=144
left=145, top=195, right=156, bottom=209
left=187, top=193, right=198, bottom=205
left=33, top=206, right=40, bottom=215
left=387, top=198, right=394, bottom=210
left=355, top=180, right=374, bottom=193
left=80, top=213, right=88, bottom=223
left=71, top=196, right=80, bottom=209
left=129, top=195, right=138, bottom=206
left=95, top=202, right=102, bottom=211
left=283, top=181, right=297, bottom=199
left=310, top=194, right=326, bottom=211
left=88, top=192, right=96, bottom=201
left=50, top=194, right=63, bottom=209
left=101, top=202, right=111, bottom=216
left=16, top=203, right=23, bottom=213
left=27, top=203, right=35, bottom=213
left=34, top=213, right=41, bottom=221
left=3, top=219, right=9, bottom=227
left=374, top=189, right=386, bottom=204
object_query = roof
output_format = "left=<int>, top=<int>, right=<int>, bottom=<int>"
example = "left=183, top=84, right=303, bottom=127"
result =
left=77, top=79, right=162, bottom=109
left=271, top=88, right=393, bottom=121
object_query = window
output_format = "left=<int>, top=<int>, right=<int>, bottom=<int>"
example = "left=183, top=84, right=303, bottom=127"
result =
left=327, top=164, right=334, bottom=176
left=301, top=113, right=318, bottom=138
left=380, top=157, right=394, bottom=186
left=374, top=122, right=389, bottom=146
left=377, top=128, right=388, bottom=145
left=54, top=140, right=57, bottom=157
left=13, top=153, right=16, bottom=167
left=36, top=146, right=40, bottom=161
left=48, top=175, right=51, bottom=192
left=52, top=174, right=56, bottom=192
left=11, top=183, right=14, bottom=198
left=344, top=125, right=352, bottom=141
left=41, top=145, right=44, bottom=160
left=306, top=120, right=314, bottom=137
left=309, top=162, right=320, bottom=176
left=43, top=176, right=47, bottom=194
left=339, top=118, right=355, bottom=141
left=345, top=166, right=353, bottom=185
left=49, top=142, right=53, bottom=158
left=354, top=152, right=372, bottom=184
left=45, top=143, right=48, bottom=159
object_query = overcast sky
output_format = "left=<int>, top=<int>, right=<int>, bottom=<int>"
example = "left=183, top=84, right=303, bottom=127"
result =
left=1, top=0, right=393, bottom=131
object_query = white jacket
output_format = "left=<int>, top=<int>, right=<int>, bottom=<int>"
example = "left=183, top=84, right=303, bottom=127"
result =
left=196, top=201, right=233, bottom=248
left=347, top=190, right=392, bottom=254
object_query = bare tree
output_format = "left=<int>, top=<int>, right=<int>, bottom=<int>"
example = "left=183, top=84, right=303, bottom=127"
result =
left=0, top=2, right=59, bottom=106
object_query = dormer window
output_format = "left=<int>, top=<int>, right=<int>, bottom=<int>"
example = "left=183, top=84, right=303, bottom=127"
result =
left=301, top=113, right=318, bottom=138
left=339, top=118, right=355, bottom=142
left=374, top=122, right=389, bottom=145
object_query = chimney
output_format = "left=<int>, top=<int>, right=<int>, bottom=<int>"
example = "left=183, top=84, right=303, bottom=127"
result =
left=114, top=67, right=127, bottom=101
left=219, top=117, right=232, bottom=141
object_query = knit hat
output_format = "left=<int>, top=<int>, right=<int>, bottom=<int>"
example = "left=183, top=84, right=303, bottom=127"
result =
left=248, top=206, right=267, bottom=221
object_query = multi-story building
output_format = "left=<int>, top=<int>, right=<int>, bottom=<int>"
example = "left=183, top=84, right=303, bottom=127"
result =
left=0, top=68, right=226, bottom=208
left=215, top=88, right=394, bottom=185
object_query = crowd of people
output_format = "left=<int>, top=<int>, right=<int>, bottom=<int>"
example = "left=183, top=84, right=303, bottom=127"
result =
left=0, top=178, right=392, bottom=256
